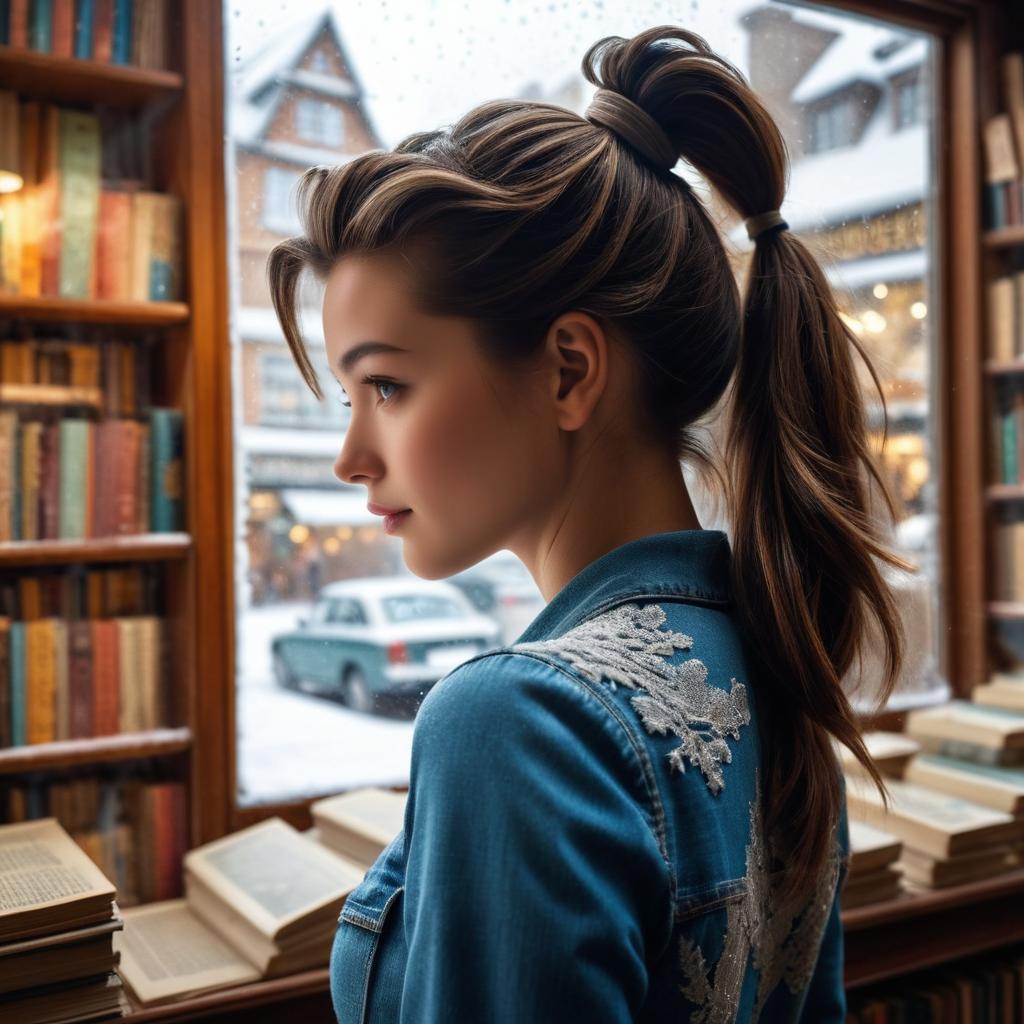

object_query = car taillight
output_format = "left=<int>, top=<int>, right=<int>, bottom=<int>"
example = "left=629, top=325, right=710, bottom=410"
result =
left=387, top=642, right=409, bottom=664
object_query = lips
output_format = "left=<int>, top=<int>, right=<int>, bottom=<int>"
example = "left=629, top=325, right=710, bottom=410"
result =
left=367, top=502, right=411, bottom=516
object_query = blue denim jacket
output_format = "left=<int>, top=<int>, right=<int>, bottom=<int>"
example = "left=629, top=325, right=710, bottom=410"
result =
left=329, top=529, right=850, bottom=1023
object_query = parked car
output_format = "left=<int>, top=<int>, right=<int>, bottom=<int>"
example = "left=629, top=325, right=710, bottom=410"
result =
left=446, top=549, right=546, bottom=645
left=270, top=576, right=502, bottom=714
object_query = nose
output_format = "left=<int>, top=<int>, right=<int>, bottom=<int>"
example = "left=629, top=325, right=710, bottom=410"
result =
left=333, top=422, right=382, bottom=486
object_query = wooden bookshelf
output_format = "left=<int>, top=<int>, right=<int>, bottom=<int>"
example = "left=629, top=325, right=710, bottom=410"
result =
left=0, top=44, right=182, bottom=110
left=0, top=294, right=190, bottom=325
left=0, top=728, right=192, bottom=774
left=0, top=0, right=217, bottom=941
left=0, top=532, right=192, bottom=567
left=842, top=868, right=1024, bottom=989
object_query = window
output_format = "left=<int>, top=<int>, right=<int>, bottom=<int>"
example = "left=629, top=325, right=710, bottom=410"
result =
left=296, top=98, right=343, bottom=145
left=893, top=72, right=923, bottom=130
left=261, top=166, right=301, bottom=232
left=226, top=2, right=941, bottom=808
left=809, top=96, right=854, bottom=153
left=325, top=599, right=368, bottom=625
left=259, top=352, right=339, bottom=428
left=380, top=595, right=468, bottom=624
left=310, top=50, right=330, bottom=74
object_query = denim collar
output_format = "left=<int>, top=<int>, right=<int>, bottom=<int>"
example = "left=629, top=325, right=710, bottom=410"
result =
left=514, top=529, right=732, bottom=645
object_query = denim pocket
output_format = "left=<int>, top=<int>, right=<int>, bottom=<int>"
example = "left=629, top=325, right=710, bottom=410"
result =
left=330, top=884, right=404, bottom=1024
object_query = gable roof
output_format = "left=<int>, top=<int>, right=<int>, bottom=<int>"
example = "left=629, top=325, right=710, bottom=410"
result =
left=230, top=5, right=380, bottom=151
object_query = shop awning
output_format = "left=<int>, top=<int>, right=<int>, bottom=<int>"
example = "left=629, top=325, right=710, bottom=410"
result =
left=280, top=488, right=378, bottom=527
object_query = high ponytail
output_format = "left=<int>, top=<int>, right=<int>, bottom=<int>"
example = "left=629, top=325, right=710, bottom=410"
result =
left=268, top=24, right=915, bottom=910
left=583, top=26, right=916, bottom=906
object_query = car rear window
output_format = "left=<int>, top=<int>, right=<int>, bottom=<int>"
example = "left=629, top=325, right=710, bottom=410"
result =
left=380, top=595, right=467, bottom=623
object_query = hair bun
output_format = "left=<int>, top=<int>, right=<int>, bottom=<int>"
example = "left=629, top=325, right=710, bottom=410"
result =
left=584, top=88, right=677, bottom=173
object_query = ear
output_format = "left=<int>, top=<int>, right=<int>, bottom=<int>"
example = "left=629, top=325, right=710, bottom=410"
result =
left=544, top=311, right=609, bottom=433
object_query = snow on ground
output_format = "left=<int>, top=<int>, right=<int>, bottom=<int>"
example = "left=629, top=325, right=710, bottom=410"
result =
left=235, top=600, right=417, bottom=806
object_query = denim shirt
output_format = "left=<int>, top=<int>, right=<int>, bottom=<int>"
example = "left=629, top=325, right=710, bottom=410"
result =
left=329, top=529, right=850, bottom=1023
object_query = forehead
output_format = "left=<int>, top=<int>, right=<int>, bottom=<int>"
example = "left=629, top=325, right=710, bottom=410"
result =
left=322, top=253, right=419, bottom=335
left=321, top=253, right=484, bottom=374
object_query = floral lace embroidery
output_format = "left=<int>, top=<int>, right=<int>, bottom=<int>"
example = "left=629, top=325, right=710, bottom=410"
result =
left=512, top=602, right=750, bottom=795
left=676, top=774, right=843, bottom=1022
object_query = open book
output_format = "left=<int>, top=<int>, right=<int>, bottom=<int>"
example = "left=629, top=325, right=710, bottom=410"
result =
left=114, top=817, right=367, bottom=1005
left=310, top=786, right=407, bottom=865
left=0, top=818, right=126, bottom=1020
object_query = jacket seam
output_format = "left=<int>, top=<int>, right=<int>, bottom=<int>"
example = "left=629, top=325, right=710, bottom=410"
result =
left=479, top=650, right=678, bottom=909
left=572, top=591, right=730, bottom=631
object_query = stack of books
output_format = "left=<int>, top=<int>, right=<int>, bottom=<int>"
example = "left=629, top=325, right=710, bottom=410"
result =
left=845, top=770, right=1024, bottom=892
left=841, top=819, right=904, bottom=910
left=905, top=699, right=1024, bottom=765
left=0, top=818, right=126, bottom=1022
left=115, top=817, right=367, bottom=1006
left=309, top=786, right=407, bottom=864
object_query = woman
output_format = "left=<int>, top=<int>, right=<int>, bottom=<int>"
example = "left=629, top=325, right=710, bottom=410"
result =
left=268, top=25, right=912, bottom=1023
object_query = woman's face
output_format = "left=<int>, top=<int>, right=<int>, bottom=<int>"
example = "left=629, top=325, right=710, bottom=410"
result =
left=322, top=252, right=567, bottom=581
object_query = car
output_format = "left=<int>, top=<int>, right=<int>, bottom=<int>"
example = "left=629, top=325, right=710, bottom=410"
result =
left=445, top=549, right=546, bottom=645
left=270, top=576, right=502, bottom=714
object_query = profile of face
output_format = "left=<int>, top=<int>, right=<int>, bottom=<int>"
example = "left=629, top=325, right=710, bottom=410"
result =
left=322, top=251, right=615, bottom=582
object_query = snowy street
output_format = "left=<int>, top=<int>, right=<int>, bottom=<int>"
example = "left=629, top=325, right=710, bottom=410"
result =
left=235, top=601, right=417, bottom=806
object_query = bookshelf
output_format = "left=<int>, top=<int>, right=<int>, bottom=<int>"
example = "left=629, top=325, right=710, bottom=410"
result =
left=0, top=0, right=228, bottom=954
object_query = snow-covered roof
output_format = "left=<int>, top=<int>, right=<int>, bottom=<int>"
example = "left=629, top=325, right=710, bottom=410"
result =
left=790, top=8, right=928, bottom=104
left=229, top=5, right=377, bottom=152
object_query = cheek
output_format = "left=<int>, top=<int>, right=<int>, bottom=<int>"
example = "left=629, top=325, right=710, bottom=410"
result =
left=399, top=382, right=542, bottom=505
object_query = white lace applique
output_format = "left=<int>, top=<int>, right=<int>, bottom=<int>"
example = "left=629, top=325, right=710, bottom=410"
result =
left=676, top=774, right=843, bottom=1022
left=512, top=602, right=750, bottom=795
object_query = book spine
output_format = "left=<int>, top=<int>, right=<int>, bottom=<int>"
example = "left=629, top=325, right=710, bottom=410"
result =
left=74, top=0, right=95, bottom=58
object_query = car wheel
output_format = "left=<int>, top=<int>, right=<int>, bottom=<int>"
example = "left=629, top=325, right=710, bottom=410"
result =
left=273, top=652, right=298, bottom=691
left=341, top=666, right=376, bottom=714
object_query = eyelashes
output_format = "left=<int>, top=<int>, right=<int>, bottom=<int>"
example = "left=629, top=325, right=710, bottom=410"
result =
left=338, top=375, right=405, bottom=409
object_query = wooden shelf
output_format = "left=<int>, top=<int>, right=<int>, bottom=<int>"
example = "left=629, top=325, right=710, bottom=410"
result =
left=842, top=868, right=1024, bottom=988
left=0, top=728, right=192, bottom=775
left=0, top=45, right=183, bottom=110
left=0, top=533, right=191, bottom=567
left=985, top=483, right=1024, bottom=502
left=985, top=357, right=1024, bottom=375
left=989, top=600, right=1024, bottom=619
left=0, top=295, right=190, bottom=326
left=983, top=225, right=1024, bottom=250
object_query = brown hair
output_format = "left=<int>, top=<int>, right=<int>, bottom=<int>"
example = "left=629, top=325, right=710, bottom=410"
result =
left=268, top=25, right=914, bottom=906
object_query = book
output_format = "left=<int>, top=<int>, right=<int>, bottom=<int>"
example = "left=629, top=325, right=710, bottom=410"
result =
left=898, top=843, right=1018, bottom=888
left=847, top=819, right=903, bottom=875
left=0, top=818, right=117, bottom=942
left=903, top=753, right=1024, bottom=815
left=974, top=672, right=1024, bottom=712
left=115, top=817, right=367, bottom=1004
left=310, top=786, right=407, bottom=866
left=836, top=732, right=920, bottom=778
left=845, top=774, right=1024, bottom=859
left=905, top=700, right=1024, bottom=753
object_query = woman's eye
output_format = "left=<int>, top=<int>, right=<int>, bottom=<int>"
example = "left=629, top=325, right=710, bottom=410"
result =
left=338, top=376, right=403, bottom=408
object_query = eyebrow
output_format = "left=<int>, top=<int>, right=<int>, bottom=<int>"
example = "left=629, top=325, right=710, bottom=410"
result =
left=337, top=341, right=409, bottom=377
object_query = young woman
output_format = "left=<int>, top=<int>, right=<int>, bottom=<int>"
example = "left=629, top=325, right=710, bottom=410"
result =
left=268, top=25, right=912, bottom=1023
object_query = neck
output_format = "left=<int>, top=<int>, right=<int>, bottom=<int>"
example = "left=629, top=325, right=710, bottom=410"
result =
left=510, top=442, right=702, bottom=603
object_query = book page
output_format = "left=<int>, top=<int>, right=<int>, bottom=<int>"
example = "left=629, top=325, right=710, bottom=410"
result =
left=114, top=900, right=260, bottom=1004
left=312, top=788, right=407, bottom=844
left=185, top=818, right=365, bottom=939
left=0, top=819, right=114, bottom=925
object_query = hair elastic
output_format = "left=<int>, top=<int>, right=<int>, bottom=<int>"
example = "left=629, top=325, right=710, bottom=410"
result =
left=584, top=89, right=678, bottom=173
left=744, top=209, right=789, bottom=241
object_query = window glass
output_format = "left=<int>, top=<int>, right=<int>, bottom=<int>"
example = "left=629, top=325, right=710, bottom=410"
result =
left=381, top=595, right=469, bottom=624
left=226, top=1, right=942, bottom=806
